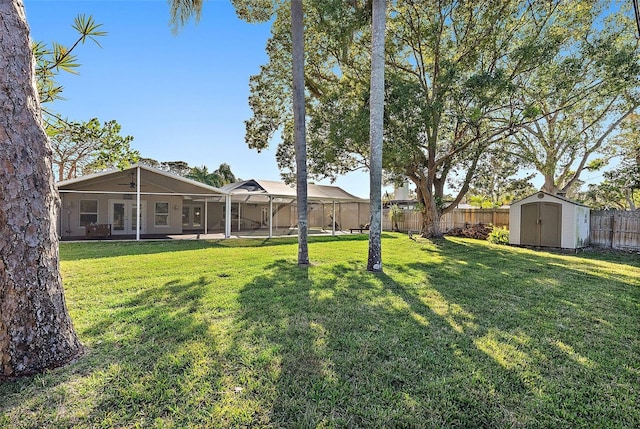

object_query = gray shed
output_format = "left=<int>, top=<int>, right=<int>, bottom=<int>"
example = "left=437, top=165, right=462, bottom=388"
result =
left=509, top=192, right=590, bottom=249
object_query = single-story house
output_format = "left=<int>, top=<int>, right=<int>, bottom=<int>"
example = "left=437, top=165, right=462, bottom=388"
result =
left=509, top=191, right=590, bottom=249
left=55, top=164, right=369, bottom=240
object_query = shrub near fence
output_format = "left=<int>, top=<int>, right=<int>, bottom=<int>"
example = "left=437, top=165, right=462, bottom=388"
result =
left=590, top=210, right=640, bottom=250
left=382, top=208, right=510, bottom=233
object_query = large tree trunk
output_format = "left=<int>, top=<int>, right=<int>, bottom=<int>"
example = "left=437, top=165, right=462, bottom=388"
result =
left=291, top=0, right=309, bottom=265
left=412, top=175, right=443, bottom=238
left=367, top=0, right=386, bottom=272
left=541, top=174, right=558, bottom=194
left=420, top=195, right=443, bottom=239
left=0, top=0, right=82, bottom=379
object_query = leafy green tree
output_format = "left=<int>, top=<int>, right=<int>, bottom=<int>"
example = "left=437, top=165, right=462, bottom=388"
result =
left=138, top=157, right=162, bottom=169
left=160, top=160, right=192, bottom=177
left=186, top=163, right=237, bottom=187
left=33, top=14, right=138, bottom=182
left=388, top=204, right=403, bottom=232
left=139, top=159, right=191, bottom=176
left=33, top=14, right=106, bottom=111
left=138, top=158, right=238, bottom=186
left=468, top=151, right=537, bottom=207
left=50, top=118, right=138, bottom=181
left=211, top=162, right=237, bottom=186
left=506, top=4, right=640, bottom=195
left=582, top=114, right=640, bottom=209
left=244, top=0, right=594, bottom=237
left=581, top=177, right=639, bottom=210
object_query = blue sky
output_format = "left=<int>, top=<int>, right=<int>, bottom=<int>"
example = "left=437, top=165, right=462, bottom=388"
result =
left=24, top=0, right=372, bottom=198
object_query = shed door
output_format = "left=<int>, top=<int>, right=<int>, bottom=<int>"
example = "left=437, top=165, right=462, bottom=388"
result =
left=520, top=202, right=562, bottom=247
left=540, top=203, right=561, bottom=247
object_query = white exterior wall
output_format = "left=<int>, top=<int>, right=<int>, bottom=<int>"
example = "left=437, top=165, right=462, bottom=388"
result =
left=560, top=202, right=576, bottom=249
left=144, top=195, right=183, bottom=235
left=509, top=204, right=522, bottom=246
left=575, top=206, right=590, bottom=248
left=58, top=193, right=184, bottom=238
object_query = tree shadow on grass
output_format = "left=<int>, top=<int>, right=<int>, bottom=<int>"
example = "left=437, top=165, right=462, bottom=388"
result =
left=60, top=233, right=374, bottom=261
left=0, top=276, right=224, bottom=428
left=230, top=259, right=548, bottom=427
left=396, top=238, right=639, bottom=427
left=229, top=242, right=639, bottom=428
left=3, top=237, right=637, bottom=428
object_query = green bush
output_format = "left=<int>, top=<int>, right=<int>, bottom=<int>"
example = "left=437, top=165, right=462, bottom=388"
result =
left=487, top=226, right=509, bottom=245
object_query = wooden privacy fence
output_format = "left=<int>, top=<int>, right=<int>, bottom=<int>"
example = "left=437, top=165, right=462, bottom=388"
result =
left=589, top=210, right=640, bottom=250
left=383, top=206, right=640, bottom=250
left=382, top=208, right=510, bottom=233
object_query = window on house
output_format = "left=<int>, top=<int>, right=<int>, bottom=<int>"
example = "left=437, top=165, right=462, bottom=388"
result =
left=79, top=200, right=98, bottom=226
left=155, top=202, right=170, bottom=226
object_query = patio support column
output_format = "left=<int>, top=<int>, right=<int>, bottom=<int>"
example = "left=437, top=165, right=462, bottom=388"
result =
left=238, top=203, right=241, bottom=234
left=204, top=198, right=208, bottom=235
left=225, top=195, right=231, bottom=238
left=269, top=196, right=273, bottom=238
left=332, top=200, right=336, bottom=236
left=136, top=165, right=141, bottom=241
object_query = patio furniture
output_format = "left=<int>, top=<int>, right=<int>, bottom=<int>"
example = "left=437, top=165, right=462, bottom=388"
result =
left=85, top=224, right=111, bottom=239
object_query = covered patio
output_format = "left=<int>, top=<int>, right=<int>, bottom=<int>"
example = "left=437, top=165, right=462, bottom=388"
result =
left=56, top=165, right=369, bottom=241
left=56, top=164, right=231, bottom=240
left=221, top=179, right=369, bottom=238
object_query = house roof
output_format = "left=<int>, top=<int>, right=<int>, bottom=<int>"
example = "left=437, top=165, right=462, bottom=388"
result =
left=510, top=191, right=590, bottom=208
left=56, top=166, right=366, bottom=204
left=221, top=179, right=366, bottom=203
left=56, top=164, right=226, bottom=198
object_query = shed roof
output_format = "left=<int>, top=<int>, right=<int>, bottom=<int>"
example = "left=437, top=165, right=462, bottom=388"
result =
left=510, top=191, right=590, bottom=208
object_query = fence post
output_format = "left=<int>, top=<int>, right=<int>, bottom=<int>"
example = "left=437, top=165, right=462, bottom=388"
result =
left=610, top=212, right=615, bottom=249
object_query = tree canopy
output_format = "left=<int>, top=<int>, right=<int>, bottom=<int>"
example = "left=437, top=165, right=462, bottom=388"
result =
left=186, top=163, right=238, bottom=187
left=244, top=0, right=621, bottom=236
left=33, top=15, right=140, bottom=180
left=50, top=118, right=138, bottom=181
left=581, top=113, right=640, bottom=209
left=505, top=3, right=640, bottom=195
left=33, top=14, right=106, bottom=116
left=139, top=158, right=239, bottom=187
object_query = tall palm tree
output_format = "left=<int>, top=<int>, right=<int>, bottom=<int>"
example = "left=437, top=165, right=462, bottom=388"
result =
left=367, top=0, right=386, bottom=272
left=291, top=0, right=309, bottom=265
left=169, top=0, right=309, bottom=265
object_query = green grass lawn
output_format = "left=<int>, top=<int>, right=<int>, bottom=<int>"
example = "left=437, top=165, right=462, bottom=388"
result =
left=1, top=234, right=639, bottom=428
